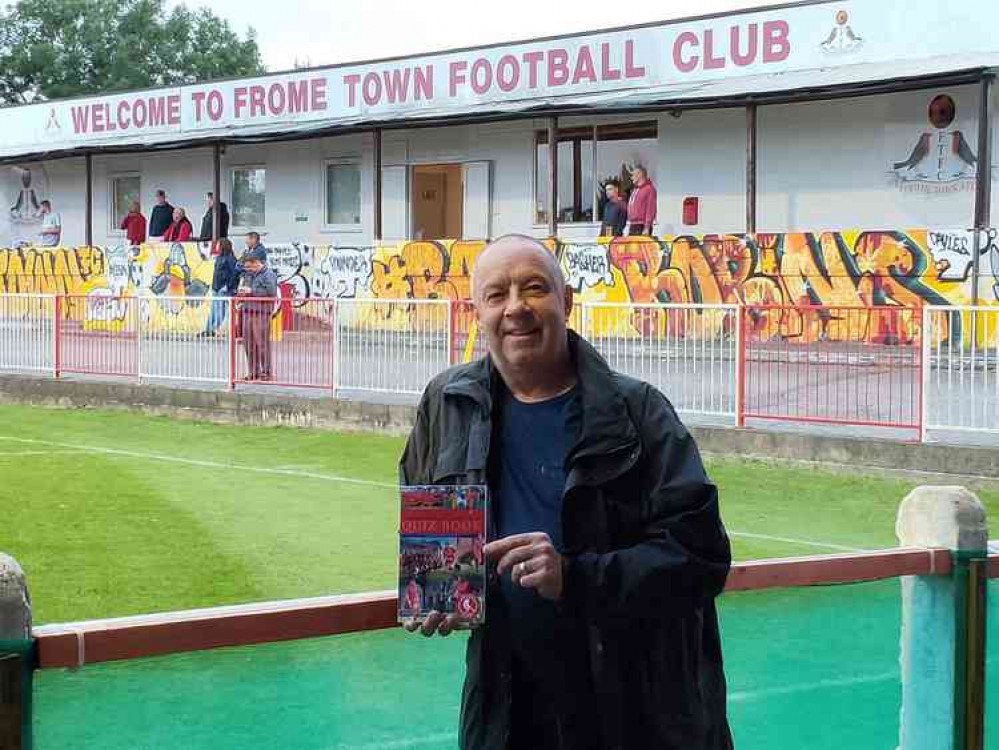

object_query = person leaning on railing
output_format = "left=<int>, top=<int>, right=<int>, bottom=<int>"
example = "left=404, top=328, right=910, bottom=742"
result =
left=236, top=248, right=278, bottom=382
left=201, top=238, right=241, bottom=337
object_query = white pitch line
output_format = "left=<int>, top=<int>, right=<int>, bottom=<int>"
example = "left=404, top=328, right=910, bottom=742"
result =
left=325, top=733, right=455, bottom=750
left=0, top=450, right=92, bottom=458
left=0, top=435, right=396, bottom=490
left=729, top=671, right=898, bottom=703
left=0, top=435, right=873, bottom=554
left=728, top=531, right=869, bottom=554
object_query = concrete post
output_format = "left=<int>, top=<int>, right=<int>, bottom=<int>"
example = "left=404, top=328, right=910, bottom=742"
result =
left=0, top=553, right=32, bottom=750
left=896, top=486, right=988, bottom=750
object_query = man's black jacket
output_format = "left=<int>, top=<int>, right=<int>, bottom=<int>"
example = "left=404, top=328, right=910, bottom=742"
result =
left=400, top=332, right=733, bottom=750
left=199, top=202, right=230, bottom=241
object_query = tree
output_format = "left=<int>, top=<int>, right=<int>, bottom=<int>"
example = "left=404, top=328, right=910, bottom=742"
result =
left=0, top=0, right=264, bottom=105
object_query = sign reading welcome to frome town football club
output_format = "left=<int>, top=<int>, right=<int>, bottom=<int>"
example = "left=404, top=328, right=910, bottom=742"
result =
left=0, top=0, right=997, bottom=158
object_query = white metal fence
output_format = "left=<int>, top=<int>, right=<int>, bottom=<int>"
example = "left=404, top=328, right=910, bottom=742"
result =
left=334, top=298, right=452, bottom=395
left=0, top=294, right=54, bottom=374
left=584, top=302, right=739, bottom=420
left=0, top=293, right=997, bottom=442
left=137, top=295, right=230, bottom=384
left=923, top=305, right=999, bottom=438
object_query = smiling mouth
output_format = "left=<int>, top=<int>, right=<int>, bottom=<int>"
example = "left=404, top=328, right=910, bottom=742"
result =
left=504, top=329, right=539, bottom=338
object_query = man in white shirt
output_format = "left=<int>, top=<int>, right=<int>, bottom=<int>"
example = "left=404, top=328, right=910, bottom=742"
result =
left=38, top=200, right=61, bottom=247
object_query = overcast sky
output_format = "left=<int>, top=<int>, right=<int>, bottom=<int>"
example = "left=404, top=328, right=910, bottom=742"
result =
left=168, top=0, right=790, bottom=72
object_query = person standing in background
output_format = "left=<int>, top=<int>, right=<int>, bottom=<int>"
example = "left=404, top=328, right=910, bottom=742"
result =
left=626, top=165, right=657, bottom=236
left=236, top=247, right=277, bottom=381
left=599, top=179, right=628, bottom=237
left=148, top=190, right=174, bottom=239
left=198, top=192, right=230, bottom=241
left=37, top=200, right=61, bottom=246
left=203, top=238, right=240, bottom=336
left=120, top=201, right=146, bottom=246
left=244, top=230, right=267, bottom=261
left=162, top=207, right=193, bottom=242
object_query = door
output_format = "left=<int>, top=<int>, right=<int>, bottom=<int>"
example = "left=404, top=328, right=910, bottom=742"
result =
left=381, top=165, right=409, bottom=241
left=462, top=161, right=490, bottom=239
left=411, top=164, right=463, bottom=240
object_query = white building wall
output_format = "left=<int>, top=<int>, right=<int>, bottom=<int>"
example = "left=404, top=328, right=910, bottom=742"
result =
left=7, top=84, right=998, bottom=249
left=758, top=85, right=980, bottom=231
left=657, top=108, right=746, bottom=235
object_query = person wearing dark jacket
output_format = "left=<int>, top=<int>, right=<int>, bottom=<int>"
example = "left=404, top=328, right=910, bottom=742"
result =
left=203, top=238, right=240, bottom=335
left=198, top=192, right=230, bottom=241
left=236, top=248, right=278, bottom=381
left=148, top=190, right=174, bottom=238
left=401, top=234, right=732, bottom=750
left=599, top=179, right=628, bottom=237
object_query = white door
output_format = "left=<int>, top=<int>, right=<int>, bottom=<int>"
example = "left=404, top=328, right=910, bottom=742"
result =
left=381, top=165, right=409, bottom=240
left=462, top=161, right=491, bottom=240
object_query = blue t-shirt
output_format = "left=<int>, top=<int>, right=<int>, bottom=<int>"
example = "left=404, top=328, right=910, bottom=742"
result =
left=495, top=386, right=592, bottom=710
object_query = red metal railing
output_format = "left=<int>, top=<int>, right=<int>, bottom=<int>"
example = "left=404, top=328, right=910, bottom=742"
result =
left=2, top=294, right=955, bottom=437
left=231, top=297, right=336, bottom=390
left=58, top=295, right=139, bottom=379
left=738, top=304, right=923, bottom=433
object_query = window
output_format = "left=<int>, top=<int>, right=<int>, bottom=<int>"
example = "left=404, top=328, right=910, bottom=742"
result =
left=594, top=122, right=658, bottom=225
left=231, top=167, right=266, bottom=228
left=109, top=174, right=141, bottom=233
left=324, top=160, right=361, bottom=229
left=534, top=121, right=657, bottom=226
left=535, top=128, right=593, bottom=225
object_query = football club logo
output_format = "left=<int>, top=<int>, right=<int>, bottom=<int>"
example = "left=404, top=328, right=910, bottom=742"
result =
left=820, top=10, right=864, bottom=54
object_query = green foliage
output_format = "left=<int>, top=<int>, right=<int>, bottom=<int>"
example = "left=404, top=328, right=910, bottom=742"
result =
left=0, top=0, right=264, bottom=104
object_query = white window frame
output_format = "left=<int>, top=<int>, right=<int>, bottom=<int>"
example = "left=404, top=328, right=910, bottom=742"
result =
left=321, top=156, right=363, bottom=234
left=532, top=126, right=599, bottom=230
left=108, top=172, right=142, bottom=236
left=229, top=164, right=267, bottom=232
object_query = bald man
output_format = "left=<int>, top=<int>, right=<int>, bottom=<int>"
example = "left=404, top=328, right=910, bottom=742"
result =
left=401, top=234, right=732, bottom=750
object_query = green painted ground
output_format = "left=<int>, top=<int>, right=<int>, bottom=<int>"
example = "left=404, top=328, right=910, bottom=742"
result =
left=35, top=580, right=999, bottom=750
left=0, top=403, right=997, bottom=624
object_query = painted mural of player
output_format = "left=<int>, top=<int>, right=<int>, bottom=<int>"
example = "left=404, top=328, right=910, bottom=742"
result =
left=820, top=10, right=863, bottom=54
left=9, top=168, right=41, bottom=222
left=892, top=94, right=977, bottom=183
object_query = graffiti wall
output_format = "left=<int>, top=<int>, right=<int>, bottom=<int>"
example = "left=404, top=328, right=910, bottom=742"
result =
left=1, top=229, right=997, bottom=340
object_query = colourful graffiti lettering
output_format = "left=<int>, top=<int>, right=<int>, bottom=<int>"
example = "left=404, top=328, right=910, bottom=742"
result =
left=2, top=230, right=996, bottom=343
left=0, top=247, right=104, bottom=294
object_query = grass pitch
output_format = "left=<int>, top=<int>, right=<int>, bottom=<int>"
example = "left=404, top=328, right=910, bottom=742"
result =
left=1, top=403, right=995, bottom=624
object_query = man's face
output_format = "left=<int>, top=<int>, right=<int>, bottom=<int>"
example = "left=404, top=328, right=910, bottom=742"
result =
left=473, top=242, right=572, bottom=372
left=156, top=194, right=165, bottom=205
left=605, top=184, right=619, bottom=201
left=207, top=195, right=214, bottom=208
left=39, top=203, right=49, bottom=215
left=247, top=235, right=258, bottom=249
left=244, top=259, right=262, bottom=273
left=631, top=169, right=646, bottom=186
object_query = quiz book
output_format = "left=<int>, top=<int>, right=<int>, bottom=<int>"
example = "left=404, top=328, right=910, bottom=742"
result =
left=398, top=484, right=487, bottom=625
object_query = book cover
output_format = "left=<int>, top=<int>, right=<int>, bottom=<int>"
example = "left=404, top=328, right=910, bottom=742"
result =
left=398, top=484, right=487, bottom=625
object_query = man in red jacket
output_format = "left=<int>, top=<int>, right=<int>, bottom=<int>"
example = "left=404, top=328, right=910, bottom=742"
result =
left=626, top=165, right=657, bottom=236
left=120, top=201, right=146, bottom=246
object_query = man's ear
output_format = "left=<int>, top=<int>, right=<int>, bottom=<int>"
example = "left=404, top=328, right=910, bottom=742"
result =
left=563, top=284, right=574, bottom=319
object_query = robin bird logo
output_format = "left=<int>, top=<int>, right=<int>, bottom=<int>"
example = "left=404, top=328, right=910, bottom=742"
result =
left=820, top=10, right=863, bottom=53
left=892, top=95, right=976, bottom=184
